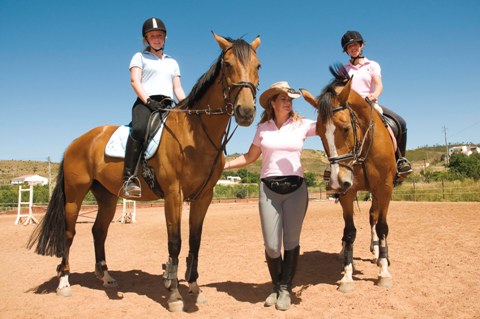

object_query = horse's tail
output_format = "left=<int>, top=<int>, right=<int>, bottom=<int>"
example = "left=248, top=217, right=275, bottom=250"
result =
left=26, top=159, right=66, bottom=257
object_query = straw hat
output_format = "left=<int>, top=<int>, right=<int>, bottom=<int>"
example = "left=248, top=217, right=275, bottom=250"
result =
left=259, top=81, right=301, bottom=108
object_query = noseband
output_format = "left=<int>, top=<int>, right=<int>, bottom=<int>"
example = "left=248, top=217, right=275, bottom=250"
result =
left=220, top=47, right=258, bottom=115
left=327, top=103, right=375, bottom=170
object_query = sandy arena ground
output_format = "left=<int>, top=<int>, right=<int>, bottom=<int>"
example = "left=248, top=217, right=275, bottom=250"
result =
left=1, top=200, right=479, bottom=319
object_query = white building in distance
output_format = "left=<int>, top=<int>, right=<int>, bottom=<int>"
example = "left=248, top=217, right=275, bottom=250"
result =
left=11, top=174, right=48, bottom=186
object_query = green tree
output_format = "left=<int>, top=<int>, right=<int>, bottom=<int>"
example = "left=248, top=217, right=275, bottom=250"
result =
left=304, top=172, right=317, bottom=187
left=448, top=153, right=480, bottom=180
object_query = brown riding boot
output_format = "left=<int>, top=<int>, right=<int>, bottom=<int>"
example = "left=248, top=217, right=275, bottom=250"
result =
left=123, top=135, right=143, bottom=198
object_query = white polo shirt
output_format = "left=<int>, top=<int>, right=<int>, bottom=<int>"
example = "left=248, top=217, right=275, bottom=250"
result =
left=129, top=51, right=181, bottom=98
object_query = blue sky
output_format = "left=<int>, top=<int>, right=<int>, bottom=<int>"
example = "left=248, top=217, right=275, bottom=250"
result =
left=1, top=0, right=479, bottom=162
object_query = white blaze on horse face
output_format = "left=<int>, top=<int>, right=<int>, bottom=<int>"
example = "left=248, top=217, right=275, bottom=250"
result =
left=326, top=120, right=341, bottom=189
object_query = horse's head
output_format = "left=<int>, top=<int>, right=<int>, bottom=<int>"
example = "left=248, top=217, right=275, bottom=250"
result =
left=300, top=65, right=367, bottom=193
left=213, top=32, right=261, bottom=126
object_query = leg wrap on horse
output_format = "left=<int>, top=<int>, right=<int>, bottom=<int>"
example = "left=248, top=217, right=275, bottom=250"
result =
left=162, top=257, right=179, bottom=280
left=185, top=253, right=199, bottom=283
left=378, top=246, right=391, bottom=266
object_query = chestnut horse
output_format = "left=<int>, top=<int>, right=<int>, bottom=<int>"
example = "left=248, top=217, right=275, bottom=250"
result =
left=28, top=33, right=261, bottom=311
left=300, top=64, right=395, bottom=293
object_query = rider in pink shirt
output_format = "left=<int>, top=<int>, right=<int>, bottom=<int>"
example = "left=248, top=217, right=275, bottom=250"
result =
left=341, top=30, right=412, bottom=178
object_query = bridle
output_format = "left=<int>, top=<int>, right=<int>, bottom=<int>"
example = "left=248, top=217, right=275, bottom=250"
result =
left=187, top=45, right=259, bottom=201
left=326, top=103, right=375, bottom=177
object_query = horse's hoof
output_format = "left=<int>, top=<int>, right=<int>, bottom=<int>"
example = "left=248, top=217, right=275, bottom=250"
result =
left=56, top=286, right=72, bottom=297
left=168, top=300, right=184, bottom=312
left=188, top=282, right=206, bottom=304
left=337, top=282, right=354, bottom=293
left=377, top=277, right=393, bottom=288
left=193, top=291, right=206, bottom=304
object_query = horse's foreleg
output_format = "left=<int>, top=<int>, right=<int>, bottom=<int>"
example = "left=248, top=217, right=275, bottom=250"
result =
left=338, top=196, right=356, bottom=293
left=91, top=182, right=119, bottom=288
left=369, top=200, right=380, bottom=262
left=376, top=209, right=392, bottom=288
left=162, top=193, right=184, bottom=312
left=184, top=197, right=211, bottom=305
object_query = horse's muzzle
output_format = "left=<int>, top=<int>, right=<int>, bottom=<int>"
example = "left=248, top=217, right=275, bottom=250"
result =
left=328, top=165, right=354, bottom=193
left=234, top=104, right=256, bottom=126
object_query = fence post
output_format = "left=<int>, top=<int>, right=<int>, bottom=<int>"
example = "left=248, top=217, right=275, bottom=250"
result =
left=413, top=180, right=416, bottom=202
left=442, top=178, right=445, bottom=200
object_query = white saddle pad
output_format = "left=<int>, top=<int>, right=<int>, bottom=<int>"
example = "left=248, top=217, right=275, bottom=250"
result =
left=105, top=125, right=163, bottom=160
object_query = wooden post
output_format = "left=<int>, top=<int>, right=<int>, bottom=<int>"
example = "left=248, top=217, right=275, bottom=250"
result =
left=116, top=198, right=136, bottom=223
left=15, top=185, right=38, bottom=225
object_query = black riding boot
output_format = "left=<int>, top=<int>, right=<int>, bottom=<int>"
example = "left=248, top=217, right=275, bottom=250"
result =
left=276, top=246, right=300, bottom=311
left=264, top=251, right=282, bottom=307
left=396, top=131, right=412, bottom=176
left=123, top=135, right=143, bottom=198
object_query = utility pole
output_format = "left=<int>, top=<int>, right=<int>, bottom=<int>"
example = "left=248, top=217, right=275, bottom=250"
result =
left=443, top=126, right=449, bottom=166
left=48, top=156, right=52, bottom=199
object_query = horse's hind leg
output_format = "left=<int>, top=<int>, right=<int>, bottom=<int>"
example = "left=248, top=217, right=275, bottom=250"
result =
left=90, top=181, right=119, bottom=288
left=57, top=182, right=91, bottom=296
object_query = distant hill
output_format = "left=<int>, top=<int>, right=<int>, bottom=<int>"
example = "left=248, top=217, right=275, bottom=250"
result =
left=2, top=144, right=472, bottom=185
left=0, top=160, right=60, bottom=186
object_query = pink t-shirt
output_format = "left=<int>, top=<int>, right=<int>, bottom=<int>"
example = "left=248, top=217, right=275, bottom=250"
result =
left=253, top=117, right=317, bottom=178
left=344, top=57, right=381, bottom=99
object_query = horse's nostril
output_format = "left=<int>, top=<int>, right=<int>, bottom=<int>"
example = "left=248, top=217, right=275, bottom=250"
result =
left=343, top=181, right=352, bottom=190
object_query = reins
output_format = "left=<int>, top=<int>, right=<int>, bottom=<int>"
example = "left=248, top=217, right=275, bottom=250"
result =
left=327, top=102, right=375, bottom=191
left=185, top=46, right=258, bottom=202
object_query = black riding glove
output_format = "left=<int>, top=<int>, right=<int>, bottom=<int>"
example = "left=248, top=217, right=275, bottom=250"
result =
left=146, top=98, right=164, bottom=111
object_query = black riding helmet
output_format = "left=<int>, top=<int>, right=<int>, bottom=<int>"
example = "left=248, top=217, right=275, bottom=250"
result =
left=341, top=31, right=364, bottom=52
left=142, top=17, right=167, bottom=37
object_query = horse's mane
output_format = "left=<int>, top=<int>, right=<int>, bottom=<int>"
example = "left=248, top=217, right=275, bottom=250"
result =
left=178, top=37, right=254, bottom=109
left=317, top=63, right=351, bottom=124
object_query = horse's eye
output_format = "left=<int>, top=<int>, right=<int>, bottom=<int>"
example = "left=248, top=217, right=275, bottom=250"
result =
left=224, top=61, right=231, bottom=68
left=343, top=126, right=350, bottom=134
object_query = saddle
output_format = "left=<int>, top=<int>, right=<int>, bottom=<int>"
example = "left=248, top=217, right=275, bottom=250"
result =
left=138, top=98, right=175, bottom=198
left=376, top=106, right=402, bottom=156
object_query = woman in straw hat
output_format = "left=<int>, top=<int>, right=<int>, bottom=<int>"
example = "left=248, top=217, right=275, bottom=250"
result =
left=224, top=81, right=316, bottom=311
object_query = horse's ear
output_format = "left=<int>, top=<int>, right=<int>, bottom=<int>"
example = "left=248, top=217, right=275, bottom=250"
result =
left=212, top=31, right=231, bottom=51
left=299, top=88, right=319, bottom=109
left=338, top=78, right=352, bottom=104
left=250, top=35, right=261, bottom=50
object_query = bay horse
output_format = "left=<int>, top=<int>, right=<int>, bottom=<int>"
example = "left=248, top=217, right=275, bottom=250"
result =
left=300, top=64, right=395, bottom=293
left=27, top=32, right=261, bottom=311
